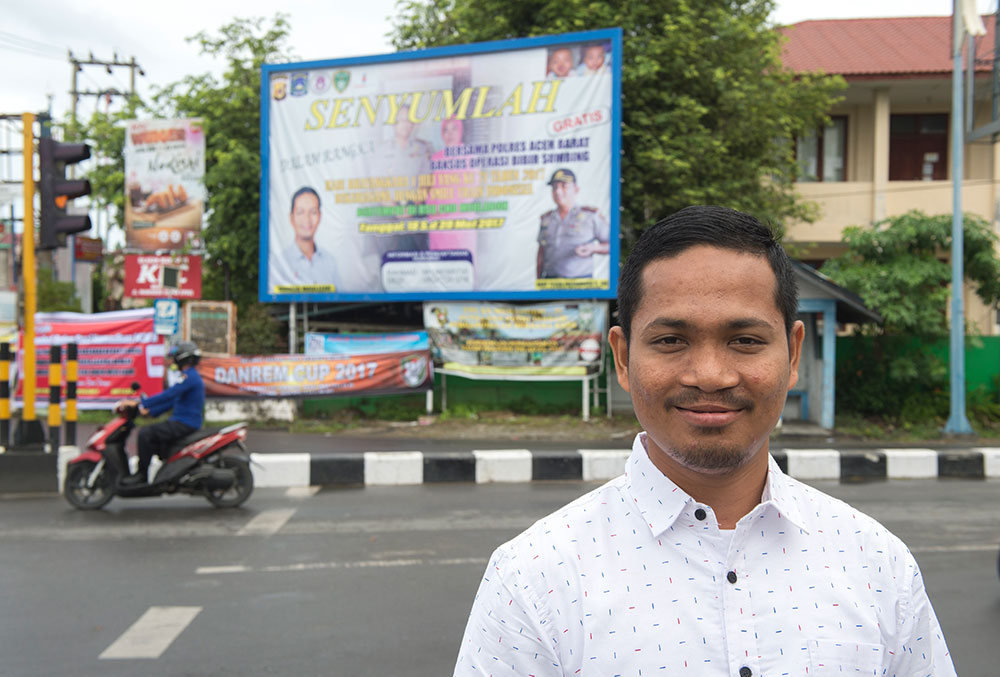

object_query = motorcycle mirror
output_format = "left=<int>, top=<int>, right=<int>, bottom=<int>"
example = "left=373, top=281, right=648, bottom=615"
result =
left=130, top=382, right=141, bottom=392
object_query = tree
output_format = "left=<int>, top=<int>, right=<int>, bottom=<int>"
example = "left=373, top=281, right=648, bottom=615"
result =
left=821, top=211, right=1000, bottom=420
left=70, top=16, right=290, bottom=345
left=391, top=0, right=844, bottom=246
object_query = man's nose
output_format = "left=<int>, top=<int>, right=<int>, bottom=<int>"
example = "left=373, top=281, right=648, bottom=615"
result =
left=677, top=345, right=739, bottom=392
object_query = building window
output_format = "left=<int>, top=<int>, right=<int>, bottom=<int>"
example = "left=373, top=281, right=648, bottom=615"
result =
left=796, top=116, right=847, bottom=182
left=889, top=113, right=948, bottom=180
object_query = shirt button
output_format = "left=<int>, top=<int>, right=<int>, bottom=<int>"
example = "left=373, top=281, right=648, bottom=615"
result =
left=739, top=667, right=752, bottom=677
left=694, top=508, right=707, bottom=521
left=727, top=571, right=738, bottom=584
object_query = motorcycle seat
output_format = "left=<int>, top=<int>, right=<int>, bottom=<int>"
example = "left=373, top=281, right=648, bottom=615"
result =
left=164, top=428, right=222, bottom=455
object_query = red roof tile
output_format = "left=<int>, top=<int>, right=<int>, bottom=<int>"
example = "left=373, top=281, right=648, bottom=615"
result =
left=780, top=16, right=995, bottom=76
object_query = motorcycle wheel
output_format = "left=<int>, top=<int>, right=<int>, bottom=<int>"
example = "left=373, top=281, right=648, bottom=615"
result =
left=204, top=455, right=253, bottom=508
left=64, top=461, right=115, bottom=510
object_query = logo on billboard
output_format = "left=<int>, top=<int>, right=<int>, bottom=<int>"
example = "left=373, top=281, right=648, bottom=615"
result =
left=290, top=73, right=309, bottom=96
left=401, top=354, right=429, bottom=387
left=333, top=70, right=350, bottom=93
left=272, top=76, right=288, bottom=100
left=310, top=71, right=331, bottom=94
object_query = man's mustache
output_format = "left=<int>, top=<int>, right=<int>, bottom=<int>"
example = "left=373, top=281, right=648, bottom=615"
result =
left=665, top=391, right=755, bottom=412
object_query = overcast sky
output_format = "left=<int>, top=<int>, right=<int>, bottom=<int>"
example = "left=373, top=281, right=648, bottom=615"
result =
left=1, top=0, right=995, bottom=120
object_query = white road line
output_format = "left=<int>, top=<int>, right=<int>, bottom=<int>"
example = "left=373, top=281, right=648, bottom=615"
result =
left=285, top=486, right=321, bottom=498
left=910, top=543, right=999, bottom=554
left=196, top=556, right=487, bottom=575
left=99, top=606, right=201, bottom=660
left=195, top=565, right=250, bottom=574
left=236, top=508, right=296, bottom=536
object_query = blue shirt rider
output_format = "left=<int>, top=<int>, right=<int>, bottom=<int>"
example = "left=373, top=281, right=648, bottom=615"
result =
left=121, top=341, right=205, bottom=485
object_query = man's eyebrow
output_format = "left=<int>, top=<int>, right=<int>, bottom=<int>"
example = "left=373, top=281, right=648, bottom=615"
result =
left=644, top=317, right=777, bottom=332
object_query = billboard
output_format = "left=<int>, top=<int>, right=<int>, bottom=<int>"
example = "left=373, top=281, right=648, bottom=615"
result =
left=15, top=309, right=165, bottom=409
left=124, top=119, right=206, bottom=251
left=123, top=254, right=202, bottom=299
left=260, top=29, right=621, bottom=302
left=423, top=300, right=607, bottom=376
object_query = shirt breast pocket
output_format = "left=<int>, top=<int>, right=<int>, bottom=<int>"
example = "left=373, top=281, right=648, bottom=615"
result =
left=808, top=639, right=884, bottom=675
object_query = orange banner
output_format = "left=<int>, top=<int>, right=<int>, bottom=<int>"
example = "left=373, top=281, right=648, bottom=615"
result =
left=199, top=351, right=431, bottom=398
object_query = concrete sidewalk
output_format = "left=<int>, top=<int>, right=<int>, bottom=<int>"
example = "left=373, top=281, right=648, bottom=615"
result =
left=3, top=444, right=999, bottom=495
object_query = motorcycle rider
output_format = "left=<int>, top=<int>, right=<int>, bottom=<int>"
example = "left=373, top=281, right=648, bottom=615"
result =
left=121, top=341, right=205, bottom=485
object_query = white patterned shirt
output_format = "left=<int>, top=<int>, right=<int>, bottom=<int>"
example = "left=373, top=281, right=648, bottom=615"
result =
left=454, top=433, right=955, bottom=676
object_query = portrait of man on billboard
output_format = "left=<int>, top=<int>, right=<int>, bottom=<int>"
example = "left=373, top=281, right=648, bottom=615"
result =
left=536, top=168, right=610, bottom=280
left=271, top=186, right=339, bottom=290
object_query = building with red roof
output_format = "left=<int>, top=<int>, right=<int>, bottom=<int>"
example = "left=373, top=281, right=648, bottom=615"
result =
left=781, top=15, right=1000, bottom=335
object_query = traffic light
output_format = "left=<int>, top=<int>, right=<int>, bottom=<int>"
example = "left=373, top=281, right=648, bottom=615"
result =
left=38, top=137, right=92, bottom=250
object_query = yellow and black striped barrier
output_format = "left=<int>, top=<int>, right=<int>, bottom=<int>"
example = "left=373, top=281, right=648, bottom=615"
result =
left=47, top=345, right=61, bottom=451
left=65, top=343, right=77, bottom=446
left=0, top=342, right=10, bottom=449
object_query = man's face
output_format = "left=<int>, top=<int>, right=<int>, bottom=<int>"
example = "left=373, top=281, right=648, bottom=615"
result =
left=442, top=119, right=463, bottom=147
left=289, top=192, right=321, bottom=242
left=584, top=46, right=605, bottom=71
left=551, top=180, right=578, bottom=211
left=609, top=245, right=803, bottom=475
left=548, top=48, right=574, bottom=77
left=395, top=106, right=415, bottom=143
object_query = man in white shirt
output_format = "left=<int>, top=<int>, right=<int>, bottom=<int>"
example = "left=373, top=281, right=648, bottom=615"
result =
left=271, top=186, right=338, bottom=291
left=454, top=205, right=955, bottom=676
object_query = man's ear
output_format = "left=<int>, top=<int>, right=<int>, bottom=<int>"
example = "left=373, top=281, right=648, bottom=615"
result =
left=786, top=320, right=805, bottom=390
left=608, top=326, right=630, bottom=393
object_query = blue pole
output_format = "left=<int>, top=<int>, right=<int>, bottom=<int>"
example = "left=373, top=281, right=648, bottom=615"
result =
left=945, top=1, right=974, bottom=435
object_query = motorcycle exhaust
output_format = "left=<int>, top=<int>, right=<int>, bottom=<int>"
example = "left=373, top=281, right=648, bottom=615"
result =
left=184, top=467, right=237, bottom=491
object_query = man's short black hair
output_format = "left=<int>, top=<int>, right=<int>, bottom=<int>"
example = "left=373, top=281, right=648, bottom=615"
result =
left=290, top=186, right=320, bottom=213
left=617, top=205, right=798, bottom=343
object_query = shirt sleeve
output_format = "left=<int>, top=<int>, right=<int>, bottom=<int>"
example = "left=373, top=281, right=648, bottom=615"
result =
left=887, top=552, right=956, bottom=677
left=141, top=376, right=191, bottom=418
left=593, top=211, right=610, bottom=243
left=453, top=549, right=562, bottom=676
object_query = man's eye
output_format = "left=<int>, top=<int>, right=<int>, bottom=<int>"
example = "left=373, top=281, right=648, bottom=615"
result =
left=733, top=337, right=764, bottom=346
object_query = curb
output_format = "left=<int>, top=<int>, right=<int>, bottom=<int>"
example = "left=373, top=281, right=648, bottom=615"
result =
left=6, top=447, right=1000, bottom=495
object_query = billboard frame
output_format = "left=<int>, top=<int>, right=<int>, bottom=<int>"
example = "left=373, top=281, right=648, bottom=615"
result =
left=259, top=27, right=623, bottom=303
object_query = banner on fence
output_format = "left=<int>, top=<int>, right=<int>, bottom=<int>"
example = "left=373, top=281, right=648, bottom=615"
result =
left=260, top=28, right=621, bottom=303
left=15, top=309, right=164, bottom=408
left=200, top=348, right=432, bottom=398
left=423, top=300, right=606, bottom=376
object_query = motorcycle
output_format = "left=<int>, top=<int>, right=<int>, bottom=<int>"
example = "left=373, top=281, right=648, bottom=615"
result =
left=63, top=396, right=254, bottom=510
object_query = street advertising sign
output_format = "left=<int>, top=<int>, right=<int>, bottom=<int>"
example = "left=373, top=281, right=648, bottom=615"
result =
left=183, top=300, right=236, bottom=355
left=153, top=299, right=181, bottom=336
left=199, top=347, right=433, bottom=398
left=124, top=253, right=202, bottom=299
left=124, top=118, right=206, bottom=251
left=74, top=236, right=104, bottom=262
left=260, top=28, right=622, bottom=302
left=15, top=309, right=165, bottom=409
left=423, top=300, right=607, bottom=376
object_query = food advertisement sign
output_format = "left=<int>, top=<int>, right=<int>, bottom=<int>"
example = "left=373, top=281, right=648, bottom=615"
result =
left=260, top=28, right=621, bottom=302
left=423, top=300, right=607, bottom=376
left=124, top=118, right=206, bottom=251
left=15, top=309, right=165, bottom=409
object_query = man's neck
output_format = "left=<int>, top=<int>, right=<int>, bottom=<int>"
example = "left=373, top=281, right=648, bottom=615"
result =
left=645, top=441, right=770, bottom=529
left=295, top=238, right=316, bottom=260
left=558, top=205, right=573, bottom=219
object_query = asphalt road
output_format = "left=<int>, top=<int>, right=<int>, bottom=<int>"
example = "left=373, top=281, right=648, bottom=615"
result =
left=1, top=479, right=997, bottom=676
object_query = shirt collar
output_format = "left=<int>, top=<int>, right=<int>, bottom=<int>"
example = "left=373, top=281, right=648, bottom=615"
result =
left=624, top=432, right=810, bottom=537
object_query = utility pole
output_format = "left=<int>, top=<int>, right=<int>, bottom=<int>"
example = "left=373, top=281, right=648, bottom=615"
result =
left=67, top=51, right=144, bottom=125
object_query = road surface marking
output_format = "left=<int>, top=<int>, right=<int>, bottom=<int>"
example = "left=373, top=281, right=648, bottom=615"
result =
left=196, top=556, right=487, bottom=575
left=910, top=543, right=998, bottom=553
left=236, top=508, right=296, bottom=536
left=99, top=606, right=201, bottom=659
left=285, top=486, right=320, bottom=498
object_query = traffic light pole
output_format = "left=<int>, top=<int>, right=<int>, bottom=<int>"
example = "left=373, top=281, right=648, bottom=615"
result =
left=15, top=113, right=43, bottom=448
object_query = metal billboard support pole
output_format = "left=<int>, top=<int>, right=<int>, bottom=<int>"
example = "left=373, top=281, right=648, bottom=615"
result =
left=945, top=1, right=974, bottom=435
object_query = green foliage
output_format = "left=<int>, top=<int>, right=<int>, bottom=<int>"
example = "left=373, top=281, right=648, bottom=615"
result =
left=37, top=263, right=82, bottom=312
left=67, top=15, right=293, bottom=339
left=391, top=0, right=844, bottom=244
left=824, top=211, right=1000, bottom=422
left=235, top=301, right=283, bottom=354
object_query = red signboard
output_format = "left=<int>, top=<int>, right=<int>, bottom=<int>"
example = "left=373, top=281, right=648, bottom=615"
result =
left=15, top=309, right=165, bottom=409
left=124, top=254, right=202, bottom=299
left=74, top=236, right=104, bottom=262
